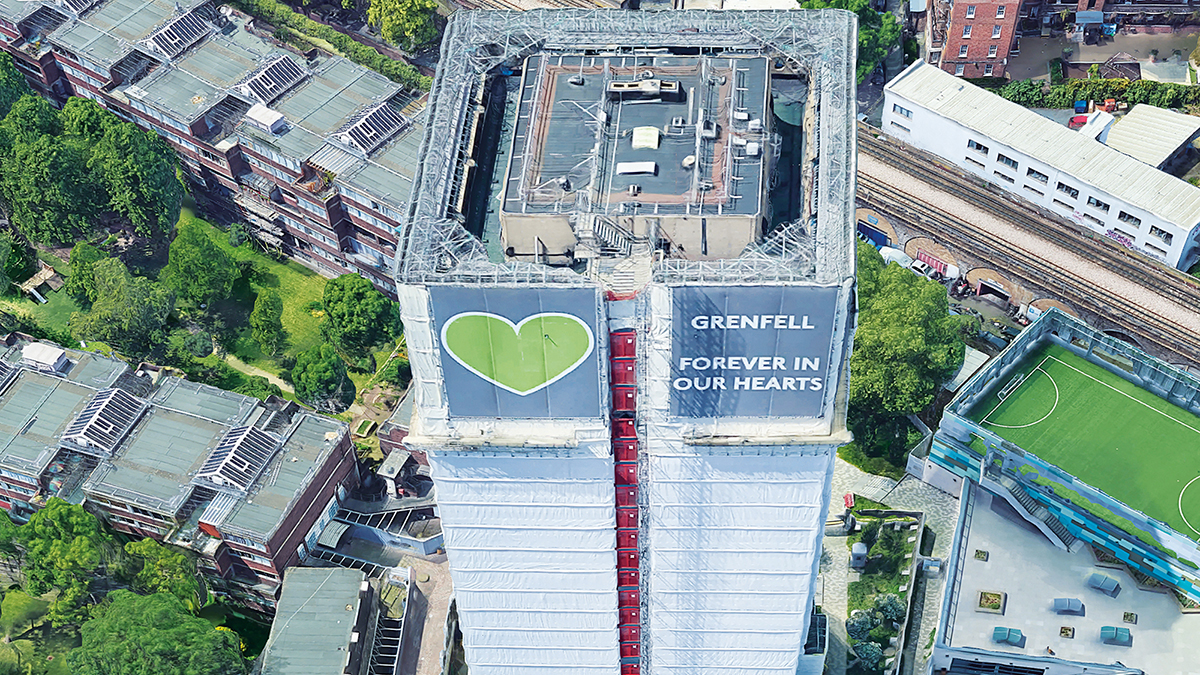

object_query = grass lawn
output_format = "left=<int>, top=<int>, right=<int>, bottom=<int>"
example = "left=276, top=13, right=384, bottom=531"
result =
left=968, top=342, right=1200, bottom=540
left=179, top=209, right=327, bottom=370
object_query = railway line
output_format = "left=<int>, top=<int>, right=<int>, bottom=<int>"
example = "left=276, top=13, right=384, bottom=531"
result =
left=855, top=127, right=1200, bottom=366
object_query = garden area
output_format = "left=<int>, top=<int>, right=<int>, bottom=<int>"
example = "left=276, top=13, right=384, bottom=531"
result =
left=844, top=497, right=922, bottom=673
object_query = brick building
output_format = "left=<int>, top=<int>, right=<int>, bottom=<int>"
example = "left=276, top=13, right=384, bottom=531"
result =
left=0, top=0, right=421, bottom=298
left=0, top=335, right=359, bottom=613
left=934, top=0, right=1022, bottom=78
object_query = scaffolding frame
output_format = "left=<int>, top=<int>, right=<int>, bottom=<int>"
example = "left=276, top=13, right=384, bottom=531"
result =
left=394, top=8, right=857, bottom=287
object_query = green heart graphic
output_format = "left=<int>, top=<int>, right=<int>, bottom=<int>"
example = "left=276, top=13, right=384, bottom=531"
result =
left=441, top=312, right=595, bottom=396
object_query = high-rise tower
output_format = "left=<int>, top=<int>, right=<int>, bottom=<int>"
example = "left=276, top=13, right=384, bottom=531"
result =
left=394, top=10, right=858, bottom=674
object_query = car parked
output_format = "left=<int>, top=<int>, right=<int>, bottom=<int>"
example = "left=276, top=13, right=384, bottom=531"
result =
left=909, top=260, right=934, bottom=278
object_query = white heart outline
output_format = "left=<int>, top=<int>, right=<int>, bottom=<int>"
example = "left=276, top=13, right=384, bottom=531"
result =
left=440, top=311, right=596, bottom=396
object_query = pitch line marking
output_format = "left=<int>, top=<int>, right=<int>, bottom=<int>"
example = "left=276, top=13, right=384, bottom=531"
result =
left=1044, top=355, right=1200, bottom=437
left=1178, top=476, right=1200, bottom=537
left=984, top=369, right=1060, bottom=429
left=982, top=354, right=1052, bottom=423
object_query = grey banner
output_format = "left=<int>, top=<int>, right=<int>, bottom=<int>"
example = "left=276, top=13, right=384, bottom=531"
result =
left=430, top=286, right=604, bottom=419
left=671, top=285, right=839, bottom=418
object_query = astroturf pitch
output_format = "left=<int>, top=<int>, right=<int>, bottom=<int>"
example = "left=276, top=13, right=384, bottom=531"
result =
left=967, top=342, right=1200, bottom=540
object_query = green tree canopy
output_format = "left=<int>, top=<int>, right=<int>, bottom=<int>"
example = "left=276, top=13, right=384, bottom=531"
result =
left=0, top=232, right=14, bottom=294
left=292, top=343, right=354, bottom=412
left=17, top=499, right=112, bottom=626
left=161, top=218, right=235, bottom=305
left=69, top=257, right=175, bottom=356
left=69, top=590, right=246, bottom=675
left=124, top=539, right=202, bottom=612
left=0, top=53, right=31, bottom=120
left=800, top=0, right=900, bottom=83
left=322, top=274, right=398, bottom=355
left=1, top=134, right=99, bottom=244
left=234, top=375, right=283, bottom=401
left=65, top=242, right=107, bottom=303
left=850, top=241, right=964, bottom=416
left=249, top=289, right=284, bottom=356
left=1, top=95, right=62, bottom=140
left=367, top=0, right=438, bottom=52
left=90, top=123, right=183, bottom=238
left=61, top=97, right=118, bottom=143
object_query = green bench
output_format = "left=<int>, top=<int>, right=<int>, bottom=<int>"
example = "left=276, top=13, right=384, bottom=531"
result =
left=1100, top=626, right=1131, bottom=646
left=992, top=627, right=1024, bottom=646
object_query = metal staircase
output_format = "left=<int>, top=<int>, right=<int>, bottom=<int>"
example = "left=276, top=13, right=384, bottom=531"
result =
left=984, top=467, right=1077, bottom=551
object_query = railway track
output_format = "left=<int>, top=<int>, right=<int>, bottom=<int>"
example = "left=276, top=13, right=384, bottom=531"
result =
left=855, top=128, right=1200, bottom=364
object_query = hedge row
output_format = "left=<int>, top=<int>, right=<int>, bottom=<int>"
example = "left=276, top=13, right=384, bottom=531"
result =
left=993, top=76, right=1200, bottom=110
left=230, top=0, right=431, bottom=92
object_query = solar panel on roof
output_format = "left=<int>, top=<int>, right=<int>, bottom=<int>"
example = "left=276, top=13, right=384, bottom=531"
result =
left=61, top=388, right=148, bottom=457
left=58, top=0, right=102, bottom=15
left=148, top=9, right=212, bottom=59
left=336, top=101, right=410, bottom=155
left=239, top=56, right=309, bottom=105
left=195, top=426, right=281, bottom=492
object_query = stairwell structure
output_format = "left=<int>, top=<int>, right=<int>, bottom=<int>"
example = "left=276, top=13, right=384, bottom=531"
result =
left=393, top=9, right=859, bottom=675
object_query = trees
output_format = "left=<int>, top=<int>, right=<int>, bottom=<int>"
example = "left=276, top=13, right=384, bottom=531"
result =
left=1, top=95, right=62, bottom=140
left=234, top=375, right=283, bottom=401
left=68, top=591, right=246, bottom=675
left=69, top=258, right=175, bottom=356
left=65, top=242, right=107, bottom=304
left=0, top=53, right=30, bottom=120
left=249, top=289, right=284, bottom=355
left=875, top=593, right=906, bottom=623
left=162, top=218, right=235, bottom=306
left=124, top=539, right=202, bottom=612
left=322, top=274, right=398, bottom=356
left=850, top=241, right=964, bottom=417
left=800, top=0, right=900, bottom=83
left=366, top=0, right=438, bottom=52
left=853, top=641, right=884, bottom=670
left=1, top=135, right=98, bottom=244
left=845, top=610, right=878, bottom=640
left=17, top=499, right=112, bottom=626
left=61, top=97, right=117, bottom=144
left=90, top=123, right=183, bottom=239
left=292, top=343, right=354, bottom=412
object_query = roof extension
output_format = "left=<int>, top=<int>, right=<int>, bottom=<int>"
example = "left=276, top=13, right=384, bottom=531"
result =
left=886, top=62, right=1200, bottom=229
left=1103, top=104, right=1200, bottom=169
left=260, top=567, right=366, bottom=675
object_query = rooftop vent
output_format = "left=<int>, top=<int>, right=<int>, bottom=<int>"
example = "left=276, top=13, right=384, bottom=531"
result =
left=245, top=103, right=286, bottom=134
left=21, top=343, right=68, bottom=373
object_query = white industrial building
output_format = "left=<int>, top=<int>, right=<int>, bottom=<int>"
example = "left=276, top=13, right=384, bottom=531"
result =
left=882, top=61, right=1200, bottom=270
left=394, top=9, right=857, bottom=675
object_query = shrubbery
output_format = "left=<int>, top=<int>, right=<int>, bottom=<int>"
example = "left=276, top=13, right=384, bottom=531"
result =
left=994, top=76, right=1200, bottom=110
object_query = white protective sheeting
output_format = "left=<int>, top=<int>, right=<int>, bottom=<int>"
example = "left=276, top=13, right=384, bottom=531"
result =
left=429, top=450, right=620, bottom=674
left=646, top=451, right=835, bottom=674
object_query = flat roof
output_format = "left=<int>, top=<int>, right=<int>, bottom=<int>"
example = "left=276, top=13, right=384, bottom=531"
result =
left=49, top=0, right=180, bottom=67
left=219, top=414, right=346, bottom=539
left=966, top=341, right=1200, bottom=540
left=503, top=53, right=769, bottom=218
left=1103, top=104, right=1200, bottom=168
left=84, top=407, right=228, bottom=513
left=942, top=484, right=1200, bottom=675
left=148, top=376, right=259, bottom=426
left=261, top=568, right=364, bottom=675
left=886, top=61, right=1200, bottom=230
left=0, top=371, right=94, bottom=476
left=273, top=58, right=399, bottom=138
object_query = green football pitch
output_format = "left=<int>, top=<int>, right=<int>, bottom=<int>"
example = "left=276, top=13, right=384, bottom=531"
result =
left=967, top=342, right=1200, bottom=540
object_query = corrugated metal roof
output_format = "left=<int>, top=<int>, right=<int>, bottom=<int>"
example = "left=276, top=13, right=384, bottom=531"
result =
left=887, top=62, right=1200, bottom=229
left=1103, top=104, right=1200, bottom=169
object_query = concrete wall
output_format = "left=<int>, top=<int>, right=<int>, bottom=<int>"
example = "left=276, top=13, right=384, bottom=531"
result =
left=882, top=92, right=1199, bottom=268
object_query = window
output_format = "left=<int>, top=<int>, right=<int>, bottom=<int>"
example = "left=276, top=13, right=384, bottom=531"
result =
left=1149, top=225, right=1174, bottom=245
left=1027, top=167, right=1048, bottom=183
left=997, top=154, right=1018, bottom=170
left=967, top=139, right=989, bottom=155
left=966, top=4, right=976, bottom=17
left=955, top=64, right=966, bottom=76
left=1024, top=185, right=1044, bottom=197
left=988, top=45, right=998, bottom=58
left=1145, top=243, right=1168, bottom=258
left=1081, top=213, right=1104, bottom=227
left=962, top=24, right=972, bottom=38
left=1052, top=198, right=1073, bottom=211
left=965, top=156, right=986, bottom=169
left=1086, top=196, right=1110, bottom=213
left=1118, top=211, right=1142, bottom=228
left=892, top=103, right=913, bottom=119
left=890, top=121, right=911, bottom=133
left=996, top=5, right=1005, bottom=18
left=1056, top=181, right=1079, bottom=199
left=993, top=170, right=1014, bottom=183
left=992, top=25, right=1002, bottom=38
left=959, top=45, right=969, bottom=58
left=984, top=64, right=994, bottom=76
